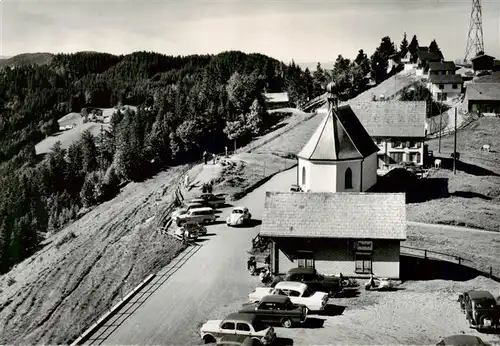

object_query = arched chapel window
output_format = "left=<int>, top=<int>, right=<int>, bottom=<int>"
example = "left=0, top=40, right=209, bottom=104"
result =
left=345, top=167, right=353, bottom=189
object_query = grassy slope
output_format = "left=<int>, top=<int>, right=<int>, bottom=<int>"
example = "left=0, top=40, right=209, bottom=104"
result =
left=0, top=165, right=188, bottom=344
left=0, top=53, right=54, bottom=68
left=407, top=117, right=500, bottom=231
left=35, top=106, right=137, bottom=155
left=0, top=108, right=316, bottom=344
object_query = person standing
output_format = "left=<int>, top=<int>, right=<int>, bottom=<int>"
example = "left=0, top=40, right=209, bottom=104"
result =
left=203, top=151, right=208, bottom=165
left=225, top=146, right=228, bottom=157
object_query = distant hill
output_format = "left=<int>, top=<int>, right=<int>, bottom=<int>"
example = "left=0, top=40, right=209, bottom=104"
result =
left=0, top=52, right=54, bottom=68
left=297, top=61, right=335, bottom=72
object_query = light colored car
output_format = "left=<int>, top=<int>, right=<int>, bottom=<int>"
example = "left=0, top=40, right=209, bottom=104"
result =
left=171, top=202, right=204, bottom=219
left=200, top=312, right=276, bottom=345
left=248, top=281, right=329, bottom=312
left=174, top=226, right=198, bottom=241
left=226, top=207, right=252, bottom=227
left=173, top=207, right=218, bottom=226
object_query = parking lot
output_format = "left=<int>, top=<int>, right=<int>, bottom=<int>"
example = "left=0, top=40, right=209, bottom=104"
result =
left=209, top=276, right=500, bottom=345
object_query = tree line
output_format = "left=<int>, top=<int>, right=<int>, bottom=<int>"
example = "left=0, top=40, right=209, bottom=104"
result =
left=0, top=34, right=444, bottom=273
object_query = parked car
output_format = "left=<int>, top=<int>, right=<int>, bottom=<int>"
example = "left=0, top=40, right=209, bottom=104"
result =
left=248, top=281, right=328, bottom=312
left=458, top=290, right=500, bottom=330
left=239, top=295, right=307, bottom=328
left=200, top=312, right=276, bottom=345
left=227, top=207, right=252, bottom=227
left=174, top=225, right=198, bottom=241
left=289, top=184, right=303, bottom=192
left=436, top=335, right=488, bottom=346
left=180, top=221, right=207, bottom=236
left=191, top=193, right=226, bottom=208
left=173, top=207, right=218, bottom=226
left=216, top=335, right=253, bottom=346
left=284, top=267, right=344, bottom=297
left=171, top=202, right=204, bottom=219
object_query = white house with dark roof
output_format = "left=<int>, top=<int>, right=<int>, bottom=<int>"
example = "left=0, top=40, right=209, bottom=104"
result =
left=296, top=103, right=379, bottom=193
left=349, top=101, right=427, bottom=167
left=260, top=192, right=407, bottom=278
left=426, top=61, right=456, bottom=77
left=426, top=74, right=464, bottom=101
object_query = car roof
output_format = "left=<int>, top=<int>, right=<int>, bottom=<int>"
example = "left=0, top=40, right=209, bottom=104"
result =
left=467, top=290, right=495, bottom=300
left=189, top=207, right=214, bottom=212
left=441, top=334, right=482, bottom=345
left=260, top=295, right=291, bottom=303
left=225, top=312, right=257, bottom=323
left=287, top=267, right=316, bottom=275
left=275, top=281, right=308, bottom=292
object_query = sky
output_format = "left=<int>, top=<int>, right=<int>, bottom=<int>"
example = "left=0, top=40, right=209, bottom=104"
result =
left=1, top=0, right=500, bottom=64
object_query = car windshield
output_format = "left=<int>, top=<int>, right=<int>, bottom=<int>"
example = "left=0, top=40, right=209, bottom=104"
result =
left=476, top=300, right=497, bottom=308
left=252, top=320, right=268, bottom=332
left=233, top=209, right=243, bottom=214
left=302, top=288, right=314, bottom=297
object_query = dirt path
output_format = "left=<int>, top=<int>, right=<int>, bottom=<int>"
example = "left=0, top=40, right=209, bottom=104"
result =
left=97, top=167, right=294, bottom=346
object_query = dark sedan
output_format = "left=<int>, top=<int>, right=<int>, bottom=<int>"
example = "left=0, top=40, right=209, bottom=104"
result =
left=239, top=295, right=307, bottom=328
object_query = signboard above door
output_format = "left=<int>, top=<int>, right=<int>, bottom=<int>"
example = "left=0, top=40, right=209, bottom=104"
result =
left=354, top=240, right=373, bottom=251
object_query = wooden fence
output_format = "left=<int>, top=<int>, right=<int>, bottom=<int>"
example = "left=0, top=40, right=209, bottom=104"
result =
left=400, top=245, right=499, bottom=281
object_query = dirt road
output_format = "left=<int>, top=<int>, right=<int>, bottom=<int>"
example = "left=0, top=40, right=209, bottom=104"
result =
left=99, top=168, right=295, bottom=345
left=97, top=167, right=500, bottom=345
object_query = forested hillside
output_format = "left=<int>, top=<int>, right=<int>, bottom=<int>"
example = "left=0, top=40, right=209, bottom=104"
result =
left=0, top=50, right=329, bottom=274
left=0, top=33, right=432, bottom=275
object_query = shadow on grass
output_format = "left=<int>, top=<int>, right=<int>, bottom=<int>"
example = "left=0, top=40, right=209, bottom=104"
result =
left=318, top=304, right=346, bottom=316
left=274, top=337, right=294, bottom=346
left=370, top=168, right=449, bottom=203
left=401, top=255, right=480, bottom=281
left=439, top=157, right=500, bottom=177
left=301, top=317, right=325, bottom=328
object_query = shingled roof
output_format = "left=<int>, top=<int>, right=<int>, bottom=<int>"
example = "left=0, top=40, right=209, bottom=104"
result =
left=429, top=74, right=463, bottom=84
left=297, top=105, right=379, bottom=161
left=428, top=61, right=456, bottom=72
left=417, top=50, right=440, bottom=62
left=466, top=83, right=500, bottom=101
left=260, top=192, right=406, bottom=240
left=349, top=101, right=427, bottom=138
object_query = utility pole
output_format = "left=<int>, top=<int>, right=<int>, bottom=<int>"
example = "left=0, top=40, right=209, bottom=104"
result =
left=453, top=107, right=457, bottom=175
left=438, top=112, right=442, bottom=153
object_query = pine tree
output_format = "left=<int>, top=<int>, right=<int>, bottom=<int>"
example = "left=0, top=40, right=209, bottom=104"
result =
left=408, top=34, right=419, bottom=62
left=429, top=39, right=444, bottom=60
left=400, top=32, right=409, bottom=58
left=80, top=129, right=98, bottom=173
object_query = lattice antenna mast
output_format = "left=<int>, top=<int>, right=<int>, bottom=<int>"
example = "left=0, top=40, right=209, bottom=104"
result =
left=464, top=0, right=485, bottom=63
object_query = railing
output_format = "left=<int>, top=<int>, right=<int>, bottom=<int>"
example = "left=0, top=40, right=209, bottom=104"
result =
left=400, top=245, right=499, bottom=282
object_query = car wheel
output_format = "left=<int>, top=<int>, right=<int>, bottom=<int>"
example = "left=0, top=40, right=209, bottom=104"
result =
left=328, top=291, right=336, bottom=298
left=281, top=318, right=293, bottom=328
left=251, top=338, right=262, bottom=346
left=203, top=335, right=216, bottom=344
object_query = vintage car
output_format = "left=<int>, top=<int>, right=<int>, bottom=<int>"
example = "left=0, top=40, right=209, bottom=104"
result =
left=171, top=202, right=204, bottom=219
left=173, top=207, right=218, bottom=226
left=239, top=295, right=307, bottom=328
left=216, top=335, right=253, bottom=346
left=248, top=281, right=328, bottom=312
left=436, top=334, right=487, bottom=346
left=284, top=267, right=345, bottom=297
left=226, top=207, right=252, bottom=227
left=190, top=193, right=226, bottom=208
left=289, top=184, right=303, bottom=192
left=458, top=290, right=500, bottom=330
left=181, top=222, right=207, bottom=236
left=200, top=312, right=276, bottom=345
left=174, top=226, right=198, bottom=241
